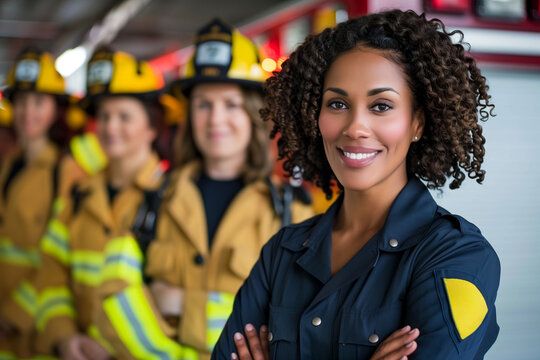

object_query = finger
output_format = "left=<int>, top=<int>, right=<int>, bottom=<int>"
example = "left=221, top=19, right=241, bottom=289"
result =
left=371, top=328, right=420, bottom=360
left=259, top=325, right=270, bottom=360
left=383, top=340, right=418, bottom=360
left=244, top=324, right=265, bottom=360
left=384, top=325, right=411, bottom=342
left=233, top=332, right=252, bottom=360
left=373, top=325, right=412, bottom=356
left=71, top=339, right=91, bottom=360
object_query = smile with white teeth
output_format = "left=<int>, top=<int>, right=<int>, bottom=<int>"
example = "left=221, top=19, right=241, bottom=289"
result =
left=342, top=151, right=378, bottom=160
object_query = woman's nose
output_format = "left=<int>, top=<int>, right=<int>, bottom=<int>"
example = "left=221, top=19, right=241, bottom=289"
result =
left=209, top=105, right=226, bottom=125
left=342, top=111, right=370, bottom=139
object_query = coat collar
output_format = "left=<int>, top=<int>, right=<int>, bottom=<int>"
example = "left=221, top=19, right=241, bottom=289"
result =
left=164, top=161, right=208, bottom=254
left=9, top=141, right=59, bottom=168
left=165, top=161, right=270, bottom=255
left=282, top=176, right=437, bottom=283
left=78, top=152, right=163, bottom=229
left=377, top=176, right=437, bottom=252
left=34, top=142, right=59, bottom=167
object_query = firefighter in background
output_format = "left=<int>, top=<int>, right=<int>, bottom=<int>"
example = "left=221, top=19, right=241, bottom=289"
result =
left=0, top=96, right=17, bottom=164
left=94, top=18, right=313, bottom=360
left=24, top=47, right=176, bottom=359
left=0, top=48, right=88, bottom=359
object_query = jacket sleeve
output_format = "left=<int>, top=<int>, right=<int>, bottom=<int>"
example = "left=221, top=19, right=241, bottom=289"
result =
left=405, top=220, right=500, bottom=360
left=210, top=230, right=282, bottom=360
left=32, top=212, right=78, bottom=355
left=95, top=235, right=183, bottom=359
left=0, top=278, right=37, bottom=333
left=0, top=172, right=82, bottom=341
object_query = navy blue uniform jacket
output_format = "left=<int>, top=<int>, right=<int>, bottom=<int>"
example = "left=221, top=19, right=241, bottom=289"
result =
left=211, top=177, right=500, bottom=359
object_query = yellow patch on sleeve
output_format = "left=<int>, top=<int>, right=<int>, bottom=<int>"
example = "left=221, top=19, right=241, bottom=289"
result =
left=443, top=278, right=488, bottom=340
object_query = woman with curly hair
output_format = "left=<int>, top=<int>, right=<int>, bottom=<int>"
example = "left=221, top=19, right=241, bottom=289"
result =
left=212, top=9, right=500, bottom=360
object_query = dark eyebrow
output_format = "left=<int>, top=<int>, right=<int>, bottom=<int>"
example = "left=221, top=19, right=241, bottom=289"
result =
left=324, top=87, right=399, bottom=97
left=324, top=87, right=348, bottom=96
left=367, top=87, right=400, bottom=96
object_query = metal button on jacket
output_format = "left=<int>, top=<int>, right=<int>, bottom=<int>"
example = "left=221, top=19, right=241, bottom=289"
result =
left=194, top=253, right=204, bottom=265
left=267, top=331, right=274, bottom=342
left=368, top=334, right=380, bottom=344
left=389, top=238, right=399, bottom=248
left=312, top=316, right=322, bottom=326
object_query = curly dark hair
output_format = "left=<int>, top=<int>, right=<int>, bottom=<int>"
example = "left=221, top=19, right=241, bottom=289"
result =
left=262, top=9, right=495, bottom=199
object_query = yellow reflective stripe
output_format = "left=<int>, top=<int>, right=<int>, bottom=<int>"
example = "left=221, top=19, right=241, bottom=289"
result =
left=0, top=350, right=16, bottom=360
left=0, top=238, right=40, bottom=267
left=13, top=280, right=37, bottom=317
left=101, top=236, right=143, bottom=285
left=206, top=291, right=235, bottom=351
left=51, top=197, right=65, bottom=218
left=87, top=324, right=116, bottom=356
left=36, top=287, right=75, bottom=331
left=70, top=133, right=107, bottom=175
left=71, top=250, right=104, bottom=286
left=103, top=285, right=183, bottom=359
left=444, top=278, right=488, bottom=340
left=180, top=346, right=199, bottom=360
left=41, top=219, right=70, bottom=265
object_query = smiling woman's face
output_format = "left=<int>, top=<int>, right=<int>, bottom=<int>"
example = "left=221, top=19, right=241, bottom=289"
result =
left=190, top=83, right=252, bottom=166
left=318, top=46, right=423, bottom=194
left=12, top=91, right=57, bottom=141
left=96, top=96, right=156, bottom=160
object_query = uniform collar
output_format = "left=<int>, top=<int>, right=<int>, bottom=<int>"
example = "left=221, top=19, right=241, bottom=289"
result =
left=180, top=160, right=268, bottom=193
left=281, top=176, right=436, bottom=286
left=283, top=176, right=437, bottom=254
left=166, top=160, right=270, bottom=255
left=132, top=152, right=165, bottom=191
left=280, top=194, right=340, bottom=284
left=82, top=152, right=163, bottom=191
left=10, top=141, right=59, bottom=168
left=34, top=142, right=59, bottom=167
left=78, top=152, right=164, bottom=229
left=377, top=176, right=437, bottom=252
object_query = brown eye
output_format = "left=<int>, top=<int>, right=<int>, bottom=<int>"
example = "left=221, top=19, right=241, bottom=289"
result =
left=120, top=112, right=131, bottom=122
left=328, top=100, right=348, bottom=110
left=226, top=101, right=241, bottom=109
left=196, top=101, right=211, bottom=110
left=372, top=103, right=392, bottom=113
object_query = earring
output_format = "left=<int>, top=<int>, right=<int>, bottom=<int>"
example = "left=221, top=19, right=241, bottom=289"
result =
left=413, top=136, right=419, bottom=141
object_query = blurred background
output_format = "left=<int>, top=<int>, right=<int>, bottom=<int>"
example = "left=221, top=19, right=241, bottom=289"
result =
left=1, top=0, right=539, bottom=358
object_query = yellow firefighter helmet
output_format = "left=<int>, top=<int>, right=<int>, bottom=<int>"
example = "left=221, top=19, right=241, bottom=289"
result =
left=173, top=18, right=265, bottom=95
left=4, top=47, right=67, bottom=100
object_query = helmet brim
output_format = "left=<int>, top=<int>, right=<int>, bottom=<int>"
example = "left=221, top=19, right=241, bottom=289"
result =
left=3, top=86, right=70, bottom=105
left=79, top=90, right=164, bottom=116
left=171, top=75, right=263, bottom=97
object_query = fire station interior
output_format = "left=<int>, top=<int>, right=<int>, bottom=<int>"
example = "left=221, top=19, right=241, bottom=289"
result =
left=1, top=0, right=540, bottom=359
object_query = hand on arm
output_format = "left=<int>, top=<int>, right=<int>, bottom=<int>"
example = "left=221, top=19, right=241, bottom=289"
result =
left=370, top=325, right=419, bottom=360
left=149, top=280, right=184, bottom=316
left=231, top=324, right=269, bottom=360
left=231, top=324, right=419, bottom=360
left=58, top=334, right=112, bottom=360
